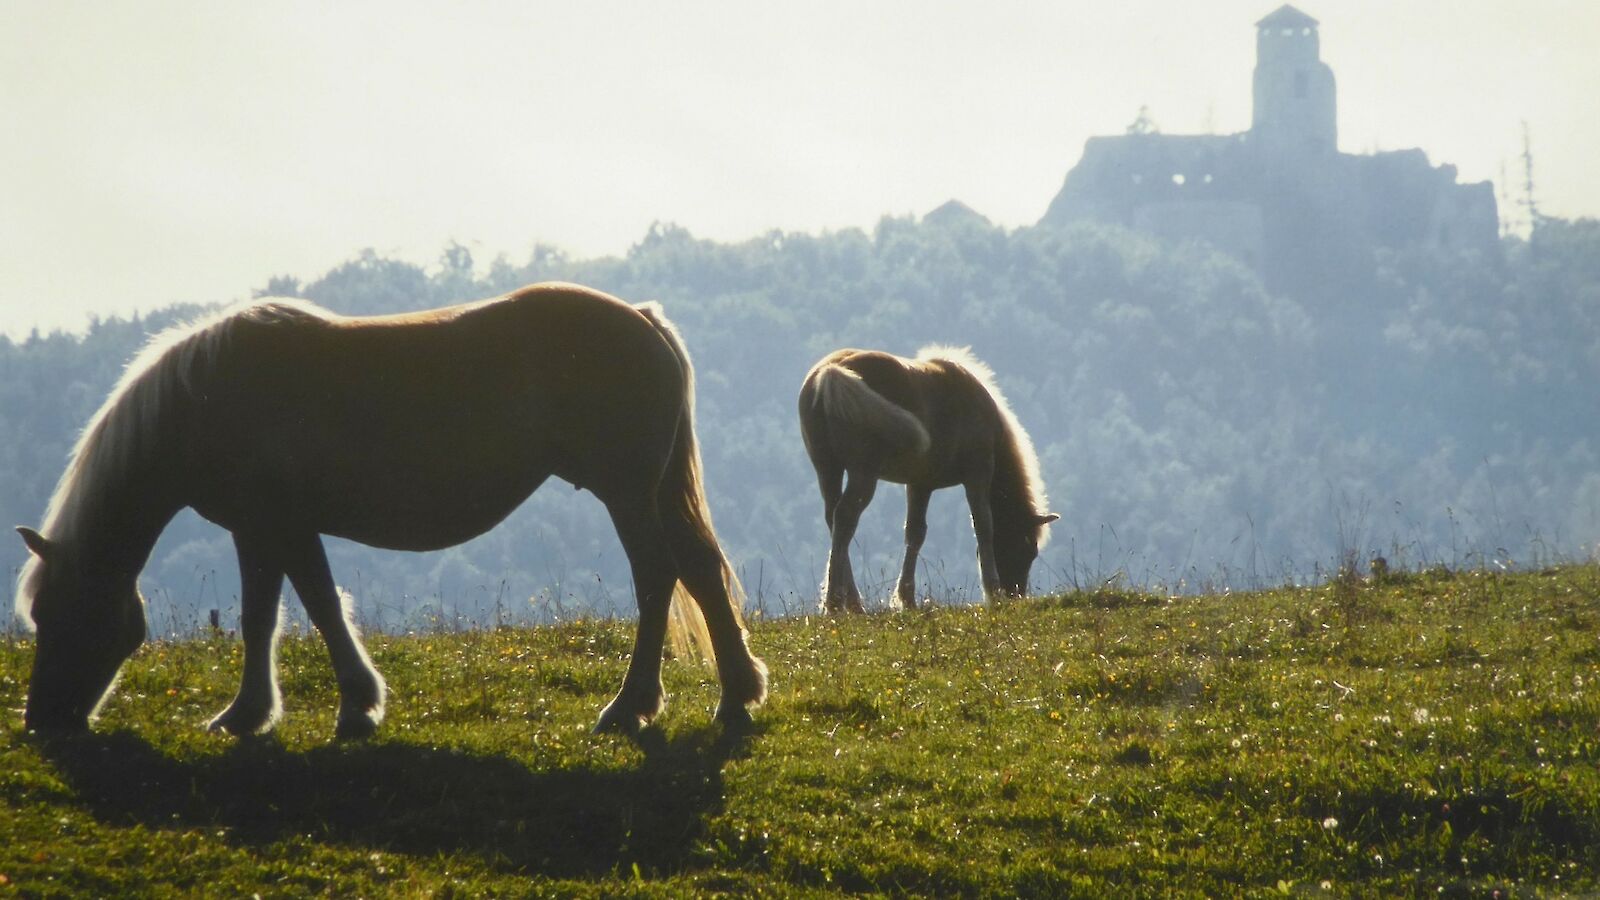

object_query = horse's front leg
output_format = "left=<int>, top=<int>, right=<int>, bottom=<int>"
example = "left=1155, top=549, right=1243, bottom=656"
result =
left=282, top=534, right=386, bottom=739
left=964, top=479, right=1004, bottom=603
left=824, top=472, right=876, bottom=613
left=207, top=534, right=285, bottom=735
left=595, top=499, right=678, bottom=734
left=894, top=484, right=932, bottom=610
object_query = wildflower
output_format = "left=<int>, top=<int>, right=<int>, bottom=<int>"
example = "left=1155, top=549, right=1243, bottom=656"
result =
left=1321, top=816, right=1339, bottom=830
left=1412, top=707, right=1430, bottom=725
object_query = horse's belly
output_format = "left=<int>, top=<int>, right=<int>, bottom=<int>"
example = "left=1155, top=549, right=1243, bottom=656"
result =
left=307, top=467, right=548, bottom=551
left=191, top=453, right=547, bottom=553
left=878, top=452, right=962, bottom=489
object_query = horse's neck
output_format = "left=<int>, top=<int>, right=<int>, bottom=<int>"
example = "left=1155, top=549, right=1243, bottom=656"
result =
left=63, top=471, right=181, bottom=582
left=989, top=444, right=1035, bottom=526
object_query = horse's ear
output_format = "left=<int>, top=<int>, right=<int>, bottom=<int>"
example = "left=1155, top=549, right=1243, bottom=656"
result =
left=16, top=526, right=54, bottom=561
left=1037, top=513, right=1060, bottom=526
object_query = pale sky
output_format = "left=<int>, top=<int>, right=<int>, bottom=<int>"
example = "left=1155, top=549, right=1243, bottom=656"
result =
left=3, top=1, right=1595, bottom=336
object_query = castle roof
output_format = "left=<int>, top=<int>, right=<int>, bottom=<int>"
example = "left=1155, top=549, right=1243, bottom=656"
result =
left=1256, top=5, right=1318, bottom=29
left=923, top=199, right=992, bottom=228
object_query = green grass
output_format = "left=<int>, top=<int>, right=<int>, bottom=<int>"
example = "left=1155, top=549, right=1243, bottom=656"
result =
left=4, top=565, right=1599, bottom=897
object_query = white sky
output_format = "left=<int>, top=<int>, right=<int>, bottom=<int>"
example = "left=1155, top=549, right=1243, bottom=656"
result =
left=2, top=1, right=1595, bottom=336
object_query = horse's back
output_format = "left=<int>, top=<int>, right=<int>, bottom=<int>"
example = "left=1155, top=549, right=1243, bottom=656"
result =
left=802, top=348, right=999, bottom=486
left=182, top=284, right=685, bottom=548
left=221, top=283, right=677, bottom=440
left=801, top=350, right=922, bottom=419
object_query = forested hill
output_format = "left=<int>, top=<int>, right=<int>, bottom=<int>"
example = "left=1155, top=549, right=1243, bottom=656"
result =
left=4, top=216, right=1598, bottom=631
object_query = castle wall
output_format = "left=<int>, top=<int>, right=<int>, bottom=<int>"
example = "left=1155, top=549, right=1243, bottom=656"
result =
left=1131, top=200, right=1265, bottom=266
left=1043, top=133, right=1258, bottom=227
left=1343, top=151, right=1500, bottom=256
left=1427, top=180, right=1499, bottom=253
left=1040, top=136, right=1499, bottom=293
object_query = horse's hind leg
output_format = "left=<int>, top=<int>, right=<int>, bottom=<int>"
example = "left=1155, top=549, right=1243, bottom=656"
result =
left=894, top=484, right=932, bottom=611
left=595, top=497, right=679, bottom=734
left=660, top=509, right=768, bottom=726
left=208, top=534, right=286, bottom=735
left=813, top=459, right=843, bottom=533
left=813, top=460, right=849, bottom=612
left=281, top=534, right=387, bottom=739
left=824, top=471, right=875, bottom=613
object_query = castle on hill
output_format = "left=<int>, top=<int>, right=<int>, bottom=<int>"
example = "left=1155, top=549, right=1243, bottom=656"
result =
left=1037, top=5, right=1499, bottom=294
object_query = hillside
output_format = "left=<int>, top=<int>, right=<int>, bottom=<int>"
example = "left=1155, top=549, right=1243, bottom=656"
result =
left=3, top=565, right=1597, bottom=896
left=4, top=217, right=1600, bottom=632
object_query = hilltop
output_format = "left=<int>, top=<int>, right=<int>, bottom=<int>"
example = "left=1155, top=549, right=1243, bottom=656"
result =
left=5, top=216, right=1599, bottom=633
left=3, top=565, right=1597, bottom=896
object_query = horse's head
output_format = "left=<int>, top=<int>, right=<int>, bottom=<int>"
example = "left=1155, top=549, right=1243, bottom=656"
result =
left=994, top=512, right=1060, bottom=598
left=16, top=527, right=147, bottom=733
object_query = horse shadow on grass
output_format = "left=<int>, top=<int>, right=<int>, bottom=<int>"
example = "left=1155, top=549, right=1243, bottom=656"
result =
left=35, top=724, right=753, bottom=880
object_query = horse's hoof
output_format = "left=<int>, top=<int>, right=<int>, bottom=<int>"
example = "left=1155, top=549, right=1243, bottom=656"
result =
left=595, top=689, right=662, bottom=735
left=592, top=709, right=648, bottom=736
left=207, top=706, right=271, bottom=736
left=334, top=711, right=380, bottom=741
left=25, top=718, right=90, bottom=738
left=714, top=701, right=754, bottom=732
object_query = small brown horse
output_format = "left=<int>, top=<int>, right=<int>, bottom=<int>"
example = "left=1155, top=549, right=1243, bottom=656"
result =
left=799, top=346, right=1058, bottom=611
left=15, top=282, right=766, bottom=737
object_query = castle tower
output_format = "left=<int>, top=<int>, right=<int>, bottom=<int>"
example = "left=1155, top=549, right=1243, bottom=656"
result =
left=1252, top=5, right=1337, bottom=158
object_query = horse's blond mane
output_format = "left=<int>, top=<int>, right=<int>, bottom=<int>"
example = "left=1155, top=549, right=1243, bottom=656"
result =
left=915, top=345, right=1052, bottom=548
left=14, top=299, right=329, bottom=627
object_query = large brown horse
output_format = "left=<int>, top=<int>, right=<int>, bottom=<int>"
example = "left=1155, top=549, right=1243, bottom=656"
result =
left=799, top=346, right=1058, bottom=611
left=15, top=283, right=766, bottom=737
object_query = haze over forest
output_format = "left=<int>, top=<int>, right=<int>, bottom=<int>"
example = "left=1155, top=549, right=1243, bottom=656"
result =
left=3, top=4, right=1597, bottom=630
left=4, top=211, right=1597, bottom=630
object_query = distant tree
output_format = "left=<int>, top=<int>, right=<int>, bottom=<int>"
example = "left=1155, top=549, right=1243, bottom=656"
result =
left=1126, top=105, right=1160, bottom=136
left=253, top=275, right=304, bottom=299
left=433, top=241, right=479, bottom=303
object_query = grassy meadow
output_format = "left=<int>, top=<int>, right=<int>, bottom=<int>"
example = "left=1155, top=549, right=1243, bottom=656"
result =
left=2, top=565, right=1598, bottom=897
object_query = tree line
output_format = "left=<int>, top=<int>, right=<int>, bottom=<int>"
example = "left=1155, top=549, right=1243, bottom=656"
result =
left=4, top=214, right=1597, bottom=631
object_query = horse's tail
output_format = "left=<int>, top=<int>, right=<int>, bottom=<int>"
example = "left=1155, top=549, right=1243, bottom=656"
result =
left=634, top=303, right=768, bottom=707
left=810, top=363, right=932, bottom=454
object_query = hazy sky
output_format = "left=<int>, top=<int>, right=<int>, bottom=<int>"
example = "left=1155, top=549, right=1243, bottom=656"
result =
left=3, top=1, right=1595, bottom=336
